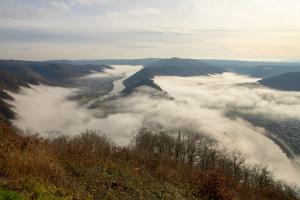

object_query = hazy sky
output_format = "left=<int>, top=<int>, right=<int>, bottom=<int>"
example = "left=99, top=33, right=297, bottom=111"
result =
left=0, top=0, right=300, bottom=60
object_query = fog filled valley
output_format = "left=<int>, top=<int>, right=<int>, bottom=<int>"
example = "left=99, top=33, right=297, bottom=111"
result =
left=2, top=0, right=300, bottom=199
left=1, top=59, right=300, bottom=199
left=5, top=63, right=300, bottom=186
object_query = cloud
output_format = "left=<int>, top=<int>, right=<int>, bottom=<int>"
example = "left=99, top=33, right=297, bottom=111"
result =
left=8, top=83, right=144, bottom=146
left=8, top=65, right=143, bottom=144
left=69, top=0, right=109, bottom=6
left=154, top=73, right=300, bottom=120
left=0, top=0, right=108, bottom=19
left=1, top=0, right=300, bottom=59
left=0, top=1, right=71, bottom=19
left=48, top=1, right=71, bottom=12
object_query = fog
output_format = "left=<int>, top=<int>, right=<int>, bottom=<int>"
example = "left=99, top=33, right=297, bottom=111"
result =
left=7, top=69, right=300, bottom=186
left=154, top=73, right=300, bottom=120
left=106, top=65, right=143, bottom=95
left=83, top=65, right=142, bottom=80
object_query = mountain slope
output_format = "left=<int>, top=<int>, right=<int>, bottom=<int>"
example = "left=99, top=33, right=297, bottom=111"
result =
left=123, top=58, right=226, bottom=93
left=0, top=60, right=110, bottom=86
left=259, top=72, right=300, bottom=91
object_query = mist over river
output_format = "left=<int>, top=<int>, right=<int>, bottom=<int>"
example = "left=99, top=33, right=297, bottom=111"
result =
left=7, top=66, right=300, bottom=186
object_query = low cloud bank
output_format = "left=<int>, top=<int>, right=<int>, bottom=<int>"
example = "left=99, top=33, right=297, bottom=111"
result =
left=8, top=71, right=300, bottom=186
left=154, top=73, right=300, bottom=120
left=9, top=85, right=143, bottom=144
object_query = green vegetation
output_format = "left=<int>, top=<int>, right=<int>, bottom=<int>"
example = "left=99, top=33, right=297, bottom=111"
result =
left=0, top=116, right=298, bottom=200
left=0, top=188, right=26, bottom=200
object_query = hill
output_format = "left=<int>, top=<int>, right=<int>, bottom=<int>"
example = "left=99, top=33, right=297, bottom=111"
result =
left=259, top=72, right=300, bottom=91
left=237, top=64, right=300, bottom=78
left=0, top=60, right=110, bottom=87
left=49, top=58, right=160, bottom=66
left=49, top=58, right=300, bottom=77
left=49, top=58, right=300, bottom=79
left=203, top=60, right=275, bottom=71
left=202, top=60, right=300, bottom=78
left=123, top=58, right=226, bottom=93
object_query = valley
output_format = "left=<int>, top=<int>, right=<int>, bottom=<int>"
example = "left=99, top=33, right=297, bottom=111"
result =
left=1, top=1, right=300, bottom=198
left=1, top=58, right=300, bottom=199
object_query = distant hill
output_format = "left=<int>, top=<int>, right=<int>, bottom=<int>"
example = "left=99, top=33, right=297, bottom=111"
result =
left=123, top=58, right=226, bottom=93
left=203, top=59, right=272, bottom=70
left=259, top=72, right=300, bottom=91
left=236, top=64, right=300, bottom=78
left=0, top=60, right=110, bottom=87
left=202, top=60, right=300, bottom=78
left=49, top=58, right=160, bottom=66
left=285, top=59, right=300, bottom=63
left=49, top=58, right=300, bottom=79
left=0, top=60, right=110, bottom=119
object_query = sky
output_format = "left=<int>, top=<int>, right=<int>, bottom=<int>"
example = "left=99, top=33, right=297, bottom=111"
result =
left=0, top=0, right=300, bottom=60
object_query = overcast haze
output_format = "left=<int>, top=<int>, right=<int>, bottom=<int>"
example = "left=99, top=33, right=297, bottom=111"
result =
left=1, top=0, right=300, bottom=60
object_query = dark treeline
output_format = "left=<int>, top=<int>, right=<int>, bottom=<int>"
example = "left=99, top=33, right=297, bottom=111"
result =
left=0, top=117, right=298, bottom=199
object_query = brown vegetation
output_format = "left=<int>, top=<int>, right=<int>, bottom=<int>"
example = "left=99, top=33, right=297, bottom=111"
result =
left=0, top=117, right=298, bottom=199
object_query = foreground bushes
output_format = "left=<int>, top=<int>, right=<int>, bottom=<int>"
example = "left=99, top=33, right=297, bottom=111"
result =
left=0, top=117, right=298, bottom=199
left=130, top=129, right=298, bottom=200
